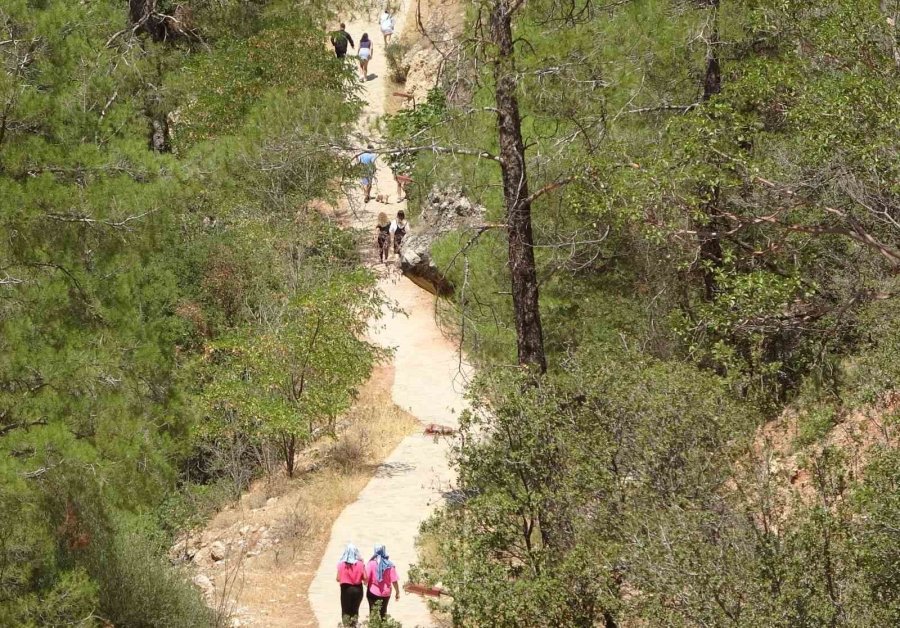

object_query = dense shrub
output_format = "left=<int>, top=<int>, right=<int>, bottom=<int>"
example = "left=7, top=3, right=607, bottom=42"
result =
left=385, top=42, right=411, bottom=84
left=0, top=0, right=367, bottom=622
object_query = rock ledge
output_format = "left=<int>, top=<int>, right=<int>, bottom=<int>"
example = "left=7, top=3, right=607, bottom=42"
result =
left=399, top=187, right=486, bottom=295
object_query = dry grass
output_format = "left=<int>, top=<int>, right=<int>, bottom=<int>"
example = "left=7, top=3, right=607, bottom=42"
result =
left=326, top=429, right=371, bottom=473
left=193, top=365, right=418, bottom=627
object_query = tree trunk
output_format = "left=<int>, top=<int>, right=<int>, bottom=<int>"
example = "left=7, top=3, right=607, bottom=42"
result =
left=280, top=433, right=296, bottom=477
left=697, top=0, right=723, bottom=301
left=489, top=0, right=547, bottom=373
left=150, top=118, right=170, bottom=152
left=702, top=2, right=722, bottom=103
left=129, top=0, right=167, bottom=41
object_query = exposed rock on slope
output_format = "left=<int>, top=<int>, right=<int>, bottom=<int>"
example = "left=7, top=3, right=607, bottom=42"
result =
left=744, top=392, right=899, bottom=524
left=400, top=186, right=485, bottom=295
left=396, top=0, right=465, bottom=102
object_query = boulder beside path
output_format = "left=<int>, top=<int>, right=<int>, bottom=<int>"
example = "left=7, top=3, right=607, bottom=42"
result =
left=399, top=186, right=485, bottom=295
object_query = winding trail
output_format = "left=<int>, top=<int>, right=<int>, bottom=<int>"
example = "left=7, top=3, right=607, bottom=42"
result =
left=307, top=4, right=471, bottom=626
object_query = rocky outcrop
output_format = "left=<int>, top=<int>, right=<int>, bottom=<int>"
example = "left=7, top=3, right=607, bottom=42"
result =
left=396, top=0, right=465, bottom=103
left=209, top=540, right=228, bottom=562
left=400, top=187, right=485, bottom=295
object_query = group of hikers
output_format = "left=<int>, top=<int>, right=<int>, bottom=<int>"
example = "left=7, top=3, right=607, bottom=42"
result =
left=357, top=144, right=409, bottom=204
left=329, top=8, right=395, bottom=81
left=356, top=144, right=411, bottom=262
left=334, top=14, right=411, bottom=265
left=376, top=210, right=408, bottom=263
left=336, top=543, right=400, bottom=626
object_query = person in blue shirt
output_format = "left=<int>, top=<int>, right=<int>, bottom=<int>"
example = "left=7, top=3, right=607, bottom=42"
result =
left=357, top=145, right=377, bottom=202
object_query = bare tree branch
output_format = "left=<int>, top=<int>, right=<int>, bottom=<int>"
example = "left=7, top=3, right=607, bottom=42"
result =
left=45, top=209, right=158, bottom=230
left=522, top=176, right=577, bottom=206
left=0, top=419, right=47, bottom=436
left=625, top=103, right=700, bottom=115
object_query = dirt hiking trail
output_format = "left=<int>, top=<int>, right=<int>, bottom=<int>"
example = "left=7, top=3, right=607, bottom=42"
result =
left=185, top=3, right=468, bottom=625
left=307, top=3, right=471, bottom=627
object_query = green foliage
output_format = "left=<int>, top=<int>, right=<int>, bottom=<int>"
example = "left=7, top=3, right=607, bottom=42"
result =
left=843, top=279, right=900, bottom=404
left=91, top=518, right=214, bottom=628
left=0, top=0, right=370, bottom=622
left=395, top=0, right=898, bottom=404
left=385, top=42, right=411, bottom=84
left=427, top=353, right=754, bottom=626
left=398, top=0, right=900, bottom=624
left=197, top=269, right=383, bottom=475
left=383, top=88, right=448, bottom=178
left=794, top=403, right=839, bottom=448
left=852, top=448, right=900, bottom=619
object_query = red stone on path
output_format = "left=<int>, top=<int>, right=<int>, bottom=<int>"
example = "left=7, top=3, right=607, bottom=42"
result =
left=424, top=423, right=456, bottom=436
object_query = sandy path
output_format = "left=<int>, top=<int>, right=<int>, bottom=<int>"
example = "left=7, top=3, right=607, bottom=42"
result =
left=307, top=4, right=471, bottom=627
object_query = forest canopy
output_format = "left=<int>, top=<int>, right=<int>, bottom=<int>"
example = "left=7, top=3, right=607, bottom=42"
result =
left=1, top=0, right=898, bottom=625
left=386, top=0, right=900, bottom=625
left=0, top=0, right=371, bottom=624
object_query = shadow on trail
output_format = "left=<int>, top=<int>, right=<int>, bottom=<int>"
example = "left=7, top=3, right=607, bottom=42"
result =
left=373, top=461, right=416, bottom=477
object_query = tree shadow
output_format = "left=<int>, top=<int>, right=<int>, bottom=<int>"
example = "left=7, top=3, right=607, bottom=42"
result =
left=373, top=461, right=415, bottom=477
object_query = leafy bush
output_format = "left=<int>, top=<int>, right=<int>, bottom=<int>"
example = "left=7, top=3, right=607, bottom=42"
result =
left=92, top=524, right=215, bottom=627
left=385, top=42, right=411, bottom=84
left=0, top=0, right=367, bottom=621
left=383, top=87, right=448, bottom=179
left=794, top=403, right=839, bottom=448
left=326, top=431, right=370, bottom=473
left=428, top=353, right=755, bottom=626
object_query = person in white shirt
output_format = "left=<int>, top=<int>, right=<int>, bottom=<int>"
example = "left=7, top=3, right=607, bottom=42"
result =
left=389, top=210, right=409, bottom=256
left=380, top=10, right=395, bottom=45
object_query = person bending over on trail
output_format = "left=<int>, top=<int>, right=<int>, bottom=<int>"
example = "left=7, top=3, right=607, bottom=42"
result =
left=390, top=210, right=408, bottom=256
left=366, top=544, right=400, bottom=619
left=394, top=172, right=412, bottom=202
left=380, top=9, right=395, bottom=45
left=330, top=23, right=354, bottom=58
left=376, top=212, right=392, bottom=263
left=357, top=33, right=373, bottom=81
left=357, top=145, right=377, bottom=202
left=336, top=543, right=366, bottom=627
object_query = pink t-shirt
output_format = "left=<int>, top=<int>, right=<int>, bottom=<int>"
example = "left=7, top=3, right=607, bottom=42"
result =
left=366, top=560, right=398, bottom=597
left=337, top=560, right=365, bottom=585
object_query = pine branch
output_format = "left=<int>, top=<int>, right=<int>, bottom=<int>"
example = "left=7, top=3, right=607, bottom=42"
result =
left=45, top=209, right=158, bottom=230
left=0, top=419, right=47, bottom=437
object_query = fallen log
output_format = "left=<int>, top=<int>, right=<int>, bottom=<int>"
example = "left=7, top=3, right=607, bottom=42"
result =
left=404, top=582, right=449, bottom=598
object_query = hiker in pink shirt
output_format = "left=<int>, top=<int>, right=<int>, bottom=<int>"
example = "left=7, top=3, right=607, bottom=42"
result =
left=366, top=544, right=400, bottom=619
left=335, top=543, right=366, bottom=626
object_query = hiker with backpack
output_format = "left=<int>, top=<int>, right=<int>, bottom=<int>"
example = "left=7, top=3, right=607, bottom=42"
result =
left=390, top=210, right=408, bottom=256
left=330, top=23, right=354, bottom=58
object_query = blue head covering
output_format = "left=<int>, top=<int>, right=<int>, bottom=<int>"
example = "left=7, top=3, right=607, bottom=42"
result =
left=371, top=544, right=395, bottom=582
left=339, top=543, right=361, bottom=564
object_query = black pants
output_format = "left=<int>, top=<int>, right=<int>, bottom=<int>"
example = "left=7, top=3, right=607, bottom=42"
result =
left=393, top=229, right=405, bottom=254
left=340, top=583, right=363, bottom=625
left=378, top=231, right=390, bottom=261
left=335, top=50, right=347, bottom=58
left=367, top=589, right=391, bottom=619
